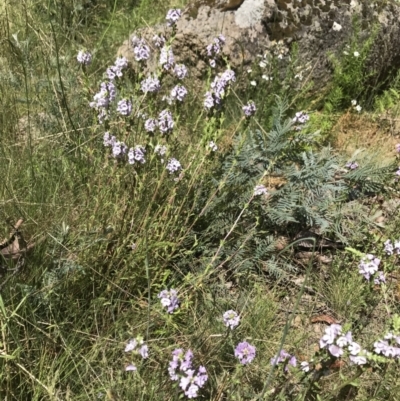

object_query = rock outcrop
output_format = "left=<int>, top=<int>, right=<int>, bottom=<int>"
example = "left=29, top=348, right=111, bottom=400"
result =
left=118, top=0, right=400, bottom=93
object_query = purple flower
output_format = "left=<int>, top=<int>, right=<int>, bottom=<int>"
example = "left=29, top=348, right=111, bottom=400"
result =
left=90, top=82, right=116, bottom=109
left=170, top=85, right=188, bottom=102
left=169, top=349, right=208, bottom=398
left=293, top=111, right=309, bottom=124
left=235, top=341, right=256, bottom=365
left=328, top=344, right=344, bottom=358
left=103, top=132, right=116, bottom=147
left=160, top=46, right=175, bottom=70
left=243, top=101, right=256, bottom=117
left=152, top=34, right=166, bottom=48
left=141, top=75, right=161, bottom=93
left=374, top=271, right=386, bottom=285
left=223, top=310, right=240, bottom=330
left=270, top=349, right=297, bottom=371
left=346, top=161, right=359, bottom=170
left=270, top=349, right=291, bottom=365
left=158, top=109, right=174, bottom=133
left=117, top=99, right=132, bottom=116
left=358, top=254, right=380, bottom=280
left=209, top=59, right=216, bottom=68
left=254, top=184, right=268, bottom=196
left=124, top=337, right=148, bottom=359
left=320, top=324, right=342, bottom=348
left=348, top=342, right=361, bottom=356
left=112, top=141, right=128, bottom=158
left=166, top=8, right=182, bottom=26
left=349, top=354, right=367, bottom=365
left=128, top=145, right=146, bottom=165
left=174, top=64, right=188, bottom=80
left=139, top=344, right=149, bottom=359
left=125, top=363, right=137, bottom=371
left=144, top=118, right=158, bottom=133
left=384, top=239, right=394, bottom=255
left=374, top=339, right=389, bottom=355
left=106, top=57, right=128, bottom=80
left=396, top=143, right=400, bottom=153
left=206, top=35, right=225, bottom=58
left=204, top=91, right=214, bottom=109
left=77, top=50, right=92, bottom=65
left=125, top=339, right=138, bottom=352
left=166, top=158, right=181, bottom=174
left=158, top=289, right=179, bottom=313
left=336, top=331, right=353, bottom=347
left=155, top=144, right=167, bottom=156
left=132, top=37, right=150, bottom=61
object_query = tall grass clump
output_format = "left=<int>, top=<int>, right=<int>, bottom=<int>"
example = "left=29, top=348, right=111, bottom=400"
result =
left=1, top=1, right=400, bottom=400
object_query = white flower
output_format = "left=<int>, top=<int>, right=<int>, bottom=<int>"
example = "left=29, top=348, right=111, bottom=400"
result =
left=259, top=61, right=267, bottom=68
left=247, top=69, right=252, bottom=73
left=348, top=342, right=361, bottom=356
left=351, top=99, right=357, bottom=106
left=355, top=105, right=362, bottom=112
left=300, top=361, right=310, bottom=372
left=208, top=141, right=218, bottom=152
left=354, top=51, right=360, bottom=57
left=332, top=22, right=342, bottom=31
left=250, top=80, right=257, bottom=86
left=343, top=51, right=349, bottom=55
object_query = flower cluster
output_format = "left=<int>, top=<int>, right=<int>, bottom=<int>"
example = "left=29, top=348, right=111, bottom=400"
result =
left=132, top=36, right=150, bottom=61
left=206, top=35, right=225, bottom=67
left=160, top=46, right=175, bottom=71
left=234, top=341, right=256, bottom=365
left=384, top=239, right=400, bottom=255
left=144, top=118, right=158, bottom=133
left=358, top=254, right=383, bottom=282
left=166, top=158, right=182, bottom=174
left=242, top=101, right=256, bottom=117
left=77, top=50, right=92, bottom=65
left=104, top=132, right=128, bottom=158
left=174, top=64, right=188, bottom=80
left=204, top=69, right=236, bottom=110
left=106, top=56, right=128, bottom=80
left=153, top=34, right=166, bottom=48
left=128, top=145, right=146, bottom=165
left=158, top=289, right=179, bottom=313
left=374, top=333, right=400, bottom=358
left=169, top=349, right=208, bottom=399
left=254, top=184, right=268, bottom=196
left=124, top=336, right=149, bottom=371
left=141, top=74, right=161, bottom=93
left=89, top=81, right=116, bottom=121
left=351, top=99, right=362, bottom=112
left=345, top=161, right=359, bottom=170
left=170, top=84, right=188, bottom=102
left=292, top=111, right=309, bottom=124
left=155, top=144, right=167, bottom=157
left=270, top=349, right=297, bottom=371
left=319, top=324, right=368, bottom=365
left=208, top=141, right=218, bottom=152
left=223, top=310, right=240, bottom=330
left=158, top=109, right=174, bottom=133
left=116, top=98, right=132, bottom=116
left=166, top=9, right=182, bottom=26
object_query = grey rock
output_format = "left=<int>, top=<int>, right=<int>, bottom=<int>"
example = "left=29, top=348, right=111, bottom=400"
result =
left=118, top=0, right=400, bottom=93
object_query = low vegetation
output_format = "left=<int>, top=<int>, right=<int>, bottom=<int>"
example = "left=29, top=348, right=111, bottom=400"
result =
left=1, top=1, right=400, bottom=400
